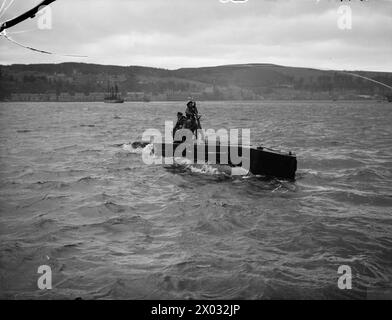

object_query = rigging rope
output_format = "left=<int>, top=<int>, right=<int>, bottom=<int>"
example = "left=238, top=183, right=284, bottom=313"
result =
left=0, top=0, right=15, bottom=20
left=0, top=1, right=7, bottom=16
left=316, top=67, right=392, bottom=92
left=340, top=72, right=392, bottom=91
left=5, top=28, right=37, bottom=34
left=0, top=0, right=87, bottom=58
left=2, top=31, right=87, bottom=57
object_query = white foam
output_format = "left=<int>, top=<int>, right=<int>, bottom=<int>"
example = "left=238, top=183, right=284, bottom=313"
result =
left=189, top=163, right=221, bottom=175
left=231, top=167, right=250, bottom=176
left=173, top=157, right=193, bottom=165
left=122, top=143, right=139, bottom=153
left=122, top=143, right=153, bottom=154
left=172, top=156, right=221, bottom=175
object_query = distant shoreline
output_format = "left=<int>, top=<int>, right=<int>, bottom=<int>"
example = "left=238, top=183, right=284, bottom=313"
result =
left=1, top=99, right=389, bottom=103
left=1, top=63, right=391, bottom=104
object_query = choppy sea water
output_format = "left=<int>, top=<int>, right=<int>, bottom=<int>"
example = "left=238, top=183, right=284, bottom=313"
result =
left=0, top=101, right=391, bottom=300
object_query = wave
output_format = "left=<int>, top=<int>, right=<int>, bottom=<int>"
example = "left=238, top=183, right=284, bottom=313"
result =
left=299, top=165, right=392, bottom=185
left=346, top=167, right=391, bottom=182
left=326, top=189, right=392, bottom=207
left=77, top=176, right=99, bottom=183
left=77, top=149, right=102, bottom=154
left=104, top=201, right=127, bottom=213
left=122, top=142, right=153, bottom=154
left=122, top=142, right=250, bottom=178
left=31, top=180, right=70, bottom=190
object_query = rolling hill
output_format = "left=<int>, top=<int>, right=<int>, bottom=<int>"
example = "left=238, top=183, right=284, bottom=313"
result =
left=1, top=62, right=392, bottom=101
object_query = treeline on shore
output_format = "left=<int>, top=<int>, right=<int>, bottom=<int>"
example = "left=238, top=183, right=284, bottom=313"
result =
left=1, top=63, right=392, bottom=101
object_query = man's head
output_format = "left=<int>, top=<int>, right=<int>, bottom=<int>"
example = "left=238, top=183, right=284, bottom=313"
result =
left=177, top=112, right=183, bottom=119
left=187, top=101, right=193, bottom=108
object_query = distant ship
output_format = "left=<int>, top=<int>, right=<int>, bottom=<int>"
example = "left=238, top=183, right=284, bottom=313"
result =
left=104, top=83, right=124, bottom=103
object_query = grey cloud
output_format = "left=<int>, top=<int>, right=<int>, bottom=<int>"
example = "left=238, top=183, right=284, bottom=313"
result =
left=0, top=0, right=391, bottom=71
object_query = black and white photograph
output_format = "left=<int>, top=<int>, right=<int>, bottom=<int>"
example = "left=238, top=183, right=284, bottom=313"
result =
left=0, top=0, right=391, bottom=304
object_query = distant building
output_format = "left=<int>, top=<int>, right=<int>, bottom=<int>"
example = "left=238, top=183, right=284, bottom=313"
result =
left=9, top=91, right=110, bottom=102
left=203, top=86, right=214, bottom=94
left=126, top=92, right=145, bottom=101
left=166, top=91, right=189, bottom=101
left=10, top=93, right=58, bottom=101
left=189, top=92, right=203, bottom=100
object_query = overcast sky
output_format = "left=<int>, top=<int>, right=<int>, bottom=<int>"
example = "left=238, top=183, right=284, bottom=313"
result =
left=0, top=0, right=391, bottom=71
